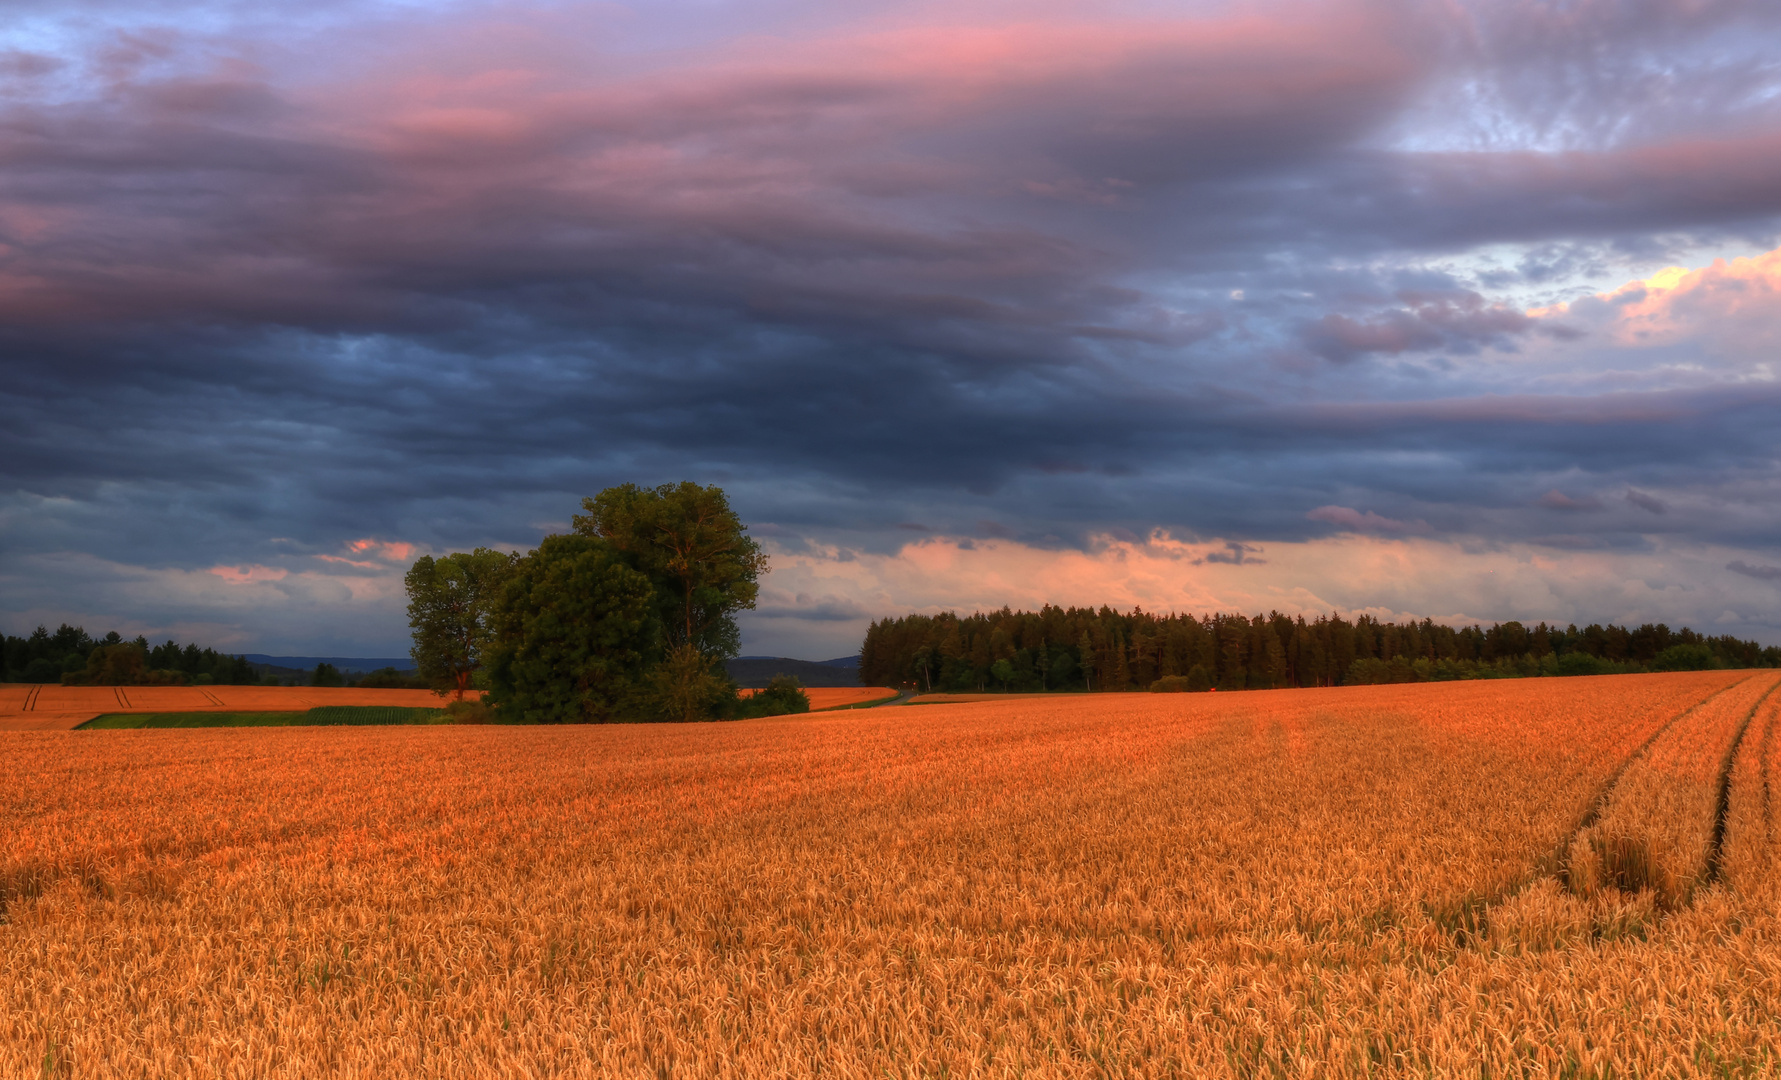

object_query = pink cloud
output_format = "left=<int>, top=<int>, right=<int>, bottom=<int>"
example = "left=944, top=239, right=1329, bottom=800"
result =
left=343, top=538, right=416, bottom=563
left=1531, top=244, right=1781, bottom=357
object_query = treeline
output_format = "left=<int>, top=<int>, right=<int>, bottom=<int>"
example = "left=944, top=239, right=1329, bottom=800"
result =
left=1, top=625, right=430, bottom=688
left=3, top=625, right=262, bottom=686
left=859, top=607, right=1781, bottom=693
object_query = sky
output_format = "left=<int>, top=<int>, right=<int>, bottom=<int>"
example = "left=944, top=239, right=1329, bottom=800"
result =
left=3, top=0, right=1781, bottom=660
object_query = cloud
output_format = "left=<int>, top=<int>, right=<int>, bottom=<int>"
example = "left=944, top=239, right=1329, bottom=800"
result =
left=1306, top=506, right=1427, bottom=535
left=1728, top=561, right=1781, bottom=582
left=751, top=592, right=870, bottom=622
left=207, top=564, right=289, bottom=585
left=738, top=531, right=1781, bottom=658
left=1198, top=541, right=1265, bottom=566
left=1537, top=490, right=1603, bottom=511
left=3, top=0, right=1781, bottom=653
left=1303, top=290, right=1536, bottom=362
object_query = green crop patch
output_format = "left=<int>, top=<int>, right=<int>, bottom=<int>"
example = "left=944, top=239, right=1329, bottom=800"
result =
left=81, top=706, right=450, bottom=729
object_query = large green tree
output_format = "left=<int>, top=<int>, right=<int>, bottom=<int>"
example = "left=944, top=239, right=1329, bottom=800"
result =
left=485, top=534, right=660, bottom=723
left=573, top=482, right=766, bottom=660
left=573, top=482, right=766, bottom=721
left=405, top=547, right=517, bottom=700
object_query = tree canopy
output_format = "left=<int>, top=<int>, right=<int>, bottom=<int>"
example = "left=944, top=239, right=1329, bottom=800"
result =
left=573, top=482, right=766, bottom=661
left=484, top=534, right=661, bottom=723
left=405, top=547, right=517, bottom=699
left=413, top=482, right=772, bottom=722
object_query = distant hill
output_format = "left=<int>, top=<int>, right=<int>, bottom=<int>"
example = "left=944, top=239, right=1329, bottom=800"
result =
left=243, top=654, right=417, bottom=675
left=725, top=656, right=861, bottom=688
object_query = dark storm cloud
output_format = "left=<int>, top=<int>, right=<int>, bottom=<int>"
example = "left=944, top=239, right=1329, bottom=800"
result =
left=4, top=0, right=1781, bottom=650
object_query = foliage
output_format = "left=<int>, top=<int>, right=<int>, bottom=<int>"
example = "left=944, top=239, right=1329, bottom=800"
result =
left=1652, top=643, right=1720, bottom=672
left=310, top=663, right=345, bottom=688
left=352, top=667, right=430, bottom=690
left=65, top=643, right=147, bottom=686
left=5, top=625, right=260, bottom=686
left=443, top=699, right=497, bottom=724
left=81, top=707, right=449, bottom=729
left=648, top=642, right=740, bottom=723
left=859, top=607, right=1781, bottom=694
left=405, top=548, right=518, bottom=700
left=484, top=534, right=660, bottom=723
left=1149, top=675, right=1194, bottom=693
left=737, top=675, right=811, bottom=718
left=574, top=481, right=766, bottom=662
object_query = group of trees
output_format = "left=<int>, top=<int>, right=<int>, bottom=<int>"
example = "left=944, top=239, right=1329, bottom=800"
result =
left=405, top=482, right=798, bottom=723
left=859, top=607, right=1781, bottom=693
left=2, top=626, right=261, bottom=686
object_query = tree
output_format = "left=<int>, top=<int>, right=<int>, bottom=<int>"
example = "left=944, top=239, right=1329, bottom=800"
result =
left=485, top=534, right=660, bottom=723
left=68, top=642, right=146, bottom=686
left=574, top=482, right=765, bottom=721
left=310, top=662, right=344, bottom=688
left=573, top=482, right=766, bottom=660
left=405, top=547, right=517, bottom=700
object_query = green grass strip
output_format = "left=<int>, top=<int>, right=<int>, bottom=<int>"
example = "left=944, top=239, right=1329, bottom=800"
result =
left=80, top=706, right=450, bottom=729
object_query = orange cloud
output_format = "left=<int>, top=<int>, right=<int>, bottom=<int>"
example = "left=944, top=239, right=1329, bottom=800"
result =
left=343, top=538, right=416, bottom=562
left=1532, top=247, right=1781, bottom=349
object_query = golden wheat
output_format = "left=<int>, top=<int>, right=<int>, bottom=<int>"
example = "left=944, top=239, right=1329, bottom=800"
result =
left=1566, top=672, right=1780, bottom=907
left=5, top=671, right=1781, bottom=1077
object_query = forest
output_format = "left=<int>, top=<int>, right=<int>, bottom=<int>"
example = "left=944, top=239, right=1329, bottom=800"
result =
left=1, top=625, right=261, bottom=686
left=858, top=607, right=1781, bottom=693
left=0, top=626, right=425, bottom=687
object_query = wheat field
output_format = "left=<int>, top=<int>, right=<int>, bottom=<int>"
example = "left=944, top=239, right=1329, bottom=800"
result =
left=0, top=685, right=472, bottom=732
left=5, top=671, right=1781, bottom=1077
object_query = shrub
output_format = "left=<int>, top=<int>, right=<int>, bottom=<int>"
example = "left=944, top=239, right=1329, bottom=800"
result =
left=1185, top=665, right=1213, bottom=692
left=22, top=657, right=61, bottom=683
left=1651, top=643, right=1718, bottom=672
left=1149, top=675, right=1194, bottom=693
left=738, top=675, right=811, bottom=718
left=445, top=699, right=497, bottom=724
left=1556, top=652, right=1611, bottom=677
left=355, top=667, right=428, bottom=689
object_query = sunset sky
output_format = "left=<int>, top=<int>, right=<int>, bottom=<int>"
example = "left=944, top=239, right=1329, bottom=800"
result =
left=4, top=0, right=1781, bottom=659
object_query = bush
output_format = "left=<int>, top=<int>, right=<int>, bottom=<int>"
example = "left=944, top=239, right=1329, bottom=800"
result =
left=1149, top=675, right=1194, bottom=693
left=22, top=657, right=61, bottom=683
left=738, top=675, right=811, bottom=718
left=355, top=667, right=428, bottom=689
left=1555, top=652, right=1611, bottom=677
left=303, top=706, right=448, bottom=725
left=444, top=699, right=497, bottom=724
left=1185, top=665, right=1213, bottom=692
left=1345, top=657, right=1419, bottom=685
left=1651, top=643, right=1719, bottom=672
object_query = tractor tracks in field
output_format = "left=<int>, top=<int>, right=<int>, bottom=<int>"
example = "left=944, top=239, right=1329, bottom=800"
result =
left=1559, top=675, right=1755, bottom=877
left=1707, top=675, right=1781, bottom=884
left=1433, top=673, right=1780, bottom=947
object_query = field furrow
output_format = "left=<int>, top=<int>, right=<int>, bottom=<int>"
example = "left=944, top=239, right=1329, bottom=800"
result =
left=1563, top=672, right=1781, bottom=908
left=1720, top=681, right=1781, bottom=901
